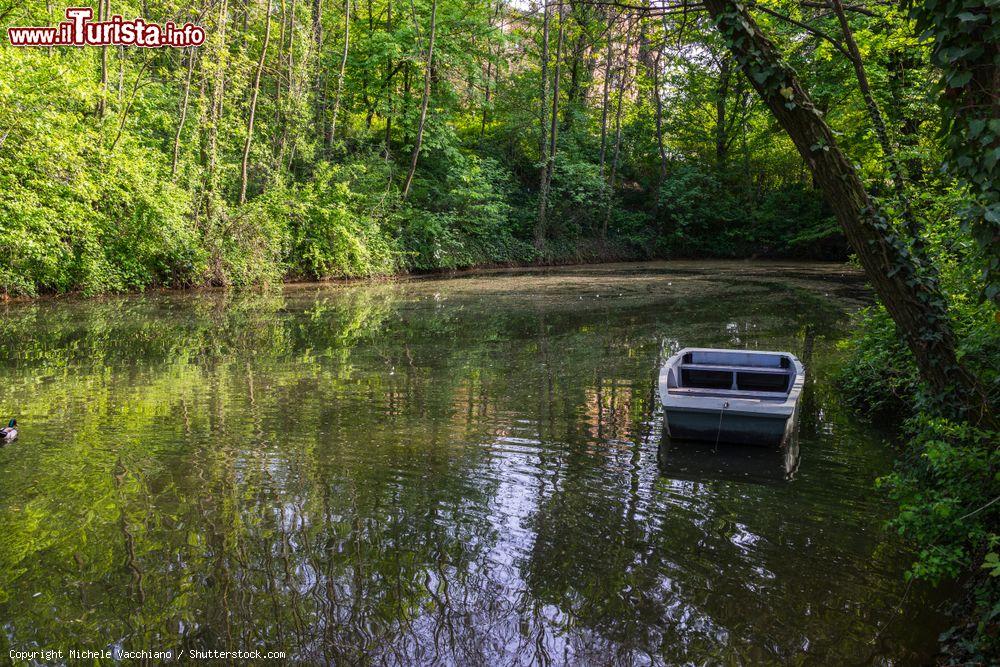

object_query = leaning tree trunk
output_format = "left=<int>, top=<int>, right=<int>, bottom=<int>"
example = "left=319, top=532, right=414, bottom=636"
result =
left=240, top=0, right=272, bottom=204
left=830, top=0, right=926, bottom=263
left=328, top=0, right=350, bottom=142
left=172, top=47, right=196, bottom=178
left=401, top=0, right=436, bottom=199
left=703, top=0, right=992, bottom=424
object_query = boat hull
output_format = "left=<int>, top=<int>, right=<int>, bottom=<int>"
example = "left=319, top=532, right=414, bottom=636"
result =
left=663, top=407, right=796, bottom=447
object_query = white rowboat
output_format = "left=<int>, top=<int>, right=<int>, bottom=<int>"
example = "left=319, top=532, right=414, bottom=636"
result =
left=659, top=348, right=805, bottom=447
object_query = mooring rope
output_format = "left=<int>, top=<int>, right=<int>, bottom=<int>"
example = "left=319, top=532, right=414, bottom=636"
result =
left=713, top=400, right=730, bottom=451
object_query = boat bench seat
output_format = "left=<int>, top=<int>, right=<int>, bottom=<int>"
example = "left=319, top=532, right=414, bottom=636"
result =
left=677, top=363, right=793, bottom=393
left=679, top=363, right=790, bottom=375
left=667, top=387, right=788, bottom=400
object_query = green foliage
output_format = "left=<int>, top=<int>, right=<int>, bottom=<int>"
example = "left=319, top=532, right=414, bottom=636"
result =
left=654, top=165, right=839, bottom=257
left=841, top=181, right=999, bottom=417
left=286, top=160, right=398, bottom=280
left=545, top=159, right=612, bottom=243
left=908, top=0, right=1000, bottom=304
left=880, top=416, right=1000, bottom=662
left=217, top=187, right=291, bottom=288
left=840, top=179, right=999, bottom=660
left=878, top=418, right=998, bottom=583
left=656, top=165, right=740, bottom=255
left=0, top=126, right=199, bottom=295
left=838, top=305, right=919, bottom=416
left=754, top=186, right=843, bottom=258
left=400, top=153, right=531, bottom=269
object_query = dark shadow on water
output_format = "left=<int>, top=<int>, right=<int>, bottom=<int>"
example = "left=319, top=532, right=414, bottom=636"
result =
left=657, top=435, right=801, bottom=485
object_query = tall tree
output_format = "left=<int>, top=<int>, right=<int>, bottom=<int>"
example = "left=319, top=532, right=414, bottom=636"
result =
left=534, top=0, right=551, bottom=248
left=909, top=0, right=999, bottom=303
left=313, top=0, right=327, bottom=145
left=597, top=11, right=613, bottom=179
left=714, top=55, right=730, bottom=169
left=401, top=0, right=437, bottom=199
left=241, top=0, right=273, bottom=204
left=703, top=0, right=993, bottom=423
left=97, top=0, right=109, bottom=118
left=329, top=0, right=351, bottom=141
left=536, top=0, right=564, bottom=247
left=172, top=47, right=196, bottom=178
left=829, top=0, right=923, bottom=257
left=603, top=16, right=633, bottom=241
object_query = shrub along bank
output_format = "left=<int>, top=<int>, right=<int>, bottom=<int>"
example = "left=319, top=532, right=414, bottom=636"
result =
left=839, top=182, right=999, bottom=663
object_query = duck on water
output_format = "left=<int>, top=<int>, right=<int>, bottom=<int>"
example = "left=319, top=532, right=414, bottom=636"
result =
left=1, top=419, right=17, bottom=442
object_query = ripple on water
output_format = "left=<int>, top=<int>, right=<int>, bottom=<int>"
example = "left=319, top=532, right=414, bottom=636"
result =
left=0, top=262, right=942, bottom=665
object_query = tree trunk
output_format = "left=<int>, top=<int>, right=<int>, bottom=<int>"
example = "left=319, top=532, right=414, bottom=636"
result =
left=603, top=18, right=633, bottom=241
left=272, top=0, right=286, bottom=161
left=241, top=0, right=272, bottom=205
left=312, top=0, right=327, bottom=146
left=830, top=0, right=925, bottom=260
left=172, top=47, right=196, bottom=178
left=480, top=55, right=492, bottom=140
left=565, top=32, right=586, bottom=115
left=383, top=0, right=393, bottom=157
left=715, top=56, right=730, bottom=169
left=533, top=0, right=550, bottom=249
left=536, top=0, right=564, bottom=247
left=480, top=0, right=502, bottom=142
left=98, top=0, right=109, bottom=118
left=652, top=48, right=667, bottom=183
left=204, top=0, right=229, bottom=221
left=117, top=46, right=124, bottom=103
left=547, top=5, right=564, bottom=171
left=276, top=0, right=296, bottom=167
left=598, top=13, right=613, bottom=180
left=401, top=0, right=436, bottom=199
left=329, top=0, right=351, bottom=141
left=704, top=0, right=993, bottom=423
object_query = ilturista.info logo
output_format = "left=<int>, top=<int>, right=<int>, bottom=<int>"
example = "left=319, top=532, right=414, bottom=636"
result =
left=7, top=7, right=205, bottom=47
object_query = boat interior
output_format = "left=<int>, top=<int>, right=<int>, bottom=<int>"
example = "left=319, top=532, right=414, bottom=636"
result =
left=669, top=350, right=794, bottom=399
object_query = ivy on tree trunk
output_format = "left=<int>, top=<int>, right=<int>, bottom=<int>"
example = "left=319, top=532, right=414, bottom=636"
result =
left=703, top=0, right=994, bottom=425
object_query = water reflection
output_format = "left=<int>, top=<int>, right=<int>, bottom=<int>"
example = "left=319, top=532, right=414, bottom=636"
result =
left=657, top=438, right=800, bottom=484
left=0, top=262, right=941, bottom=664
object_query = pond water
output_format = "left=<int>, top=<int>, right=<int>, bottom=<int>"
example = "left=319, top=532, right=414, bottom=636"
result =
left=0, top=262, right=944, bottom=665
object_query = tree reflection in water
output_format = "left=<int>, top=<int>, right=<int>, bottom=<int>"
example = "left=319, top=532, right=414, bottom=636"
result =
left=0, top=263, right=944, bottom=664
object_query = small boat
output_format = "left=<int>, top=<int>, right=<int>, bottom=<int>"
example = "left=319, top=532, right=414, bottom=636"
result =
left=659, top=348, right=804, bottom=447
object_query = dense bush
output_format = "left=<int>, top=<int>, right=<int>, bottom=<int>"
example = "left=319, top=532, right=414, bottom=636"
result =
left=0, top=137, right=200, bottom=296
left=286, top=160, right=398, bottom=280
left=400, top=152, right=531, bottom=269
left=653, top=165, right=841, bottom=258
left=839, top=181, right=1000, bottom=661
left=655, top=165, right=740, bottom=255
